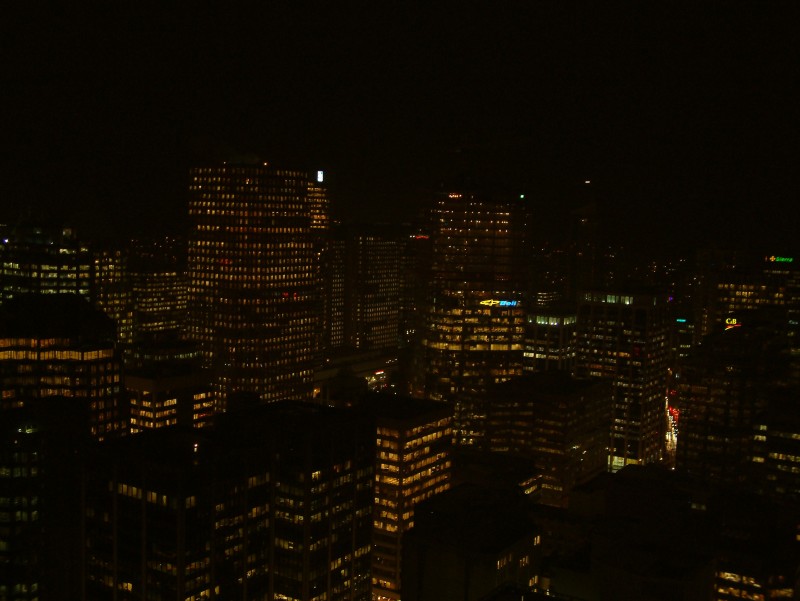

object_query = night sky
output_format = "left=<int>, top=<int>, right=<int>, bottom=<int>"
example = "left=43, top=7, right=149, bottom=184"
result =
left=4, top=5, right=797, bottom=253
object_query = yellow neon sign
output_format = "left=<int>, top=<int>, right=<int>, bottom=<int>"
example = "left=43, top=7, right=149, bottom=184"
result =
left=725, top=317, right=741, bottom=331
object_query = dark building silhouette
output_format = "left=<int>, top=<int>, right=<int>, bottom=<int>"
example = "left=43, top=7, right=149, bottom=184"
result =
left=0, top=403, right=88, bottom=601
left=752, top=386, right=800, bottom=501
left=677, top=326, right=790, bottom=487
left=83, top=402, right=374, bottom=600
left=402, top=484, right=541, bottom=601
left=484, top=372, right=612, bottom=507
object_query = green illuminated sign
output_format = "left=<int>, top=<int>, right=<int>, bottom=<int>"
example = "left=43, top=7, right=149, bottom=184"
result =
left=767, top=256, right=794, bottom=263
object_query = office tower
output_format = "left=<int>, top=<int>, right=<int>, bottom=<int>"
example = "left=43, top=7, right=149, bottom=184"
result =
left=324, top=224, right=402, bottom=355
left=0, top=403, right=88, bottom=601
left=0, top=294, right=126, bottom=440
left=325, top=234, right=347, bottom=351
left=576, top=291, right=670, bottom=471
left=186, top=161, right=326, bottom=409
left=358, top=395, right=452, bottom=601
left=0, top=221, right=92, bottom=303
left=522, top=303, right=577, bottom=374
left=84, top=401, right=374, bottom=601
left=129, top=236, right=187, bottom=341
left=92, top=245, right=134, bottom=350
left=484, top=372, right=612, bottom=507
left=420, top=190, right=528, bottom=411
left=402, top=484, right=541, bottom=601
left=676, top=327, right=790, bottom=487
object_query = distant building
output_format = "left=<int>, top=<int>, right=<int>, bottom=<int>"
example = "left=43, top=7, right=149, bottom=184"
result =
left=92, top=246, right=134, bottom=350
left=0, top=294, right=126, bottom=440
left=523, top=304, right=577, bottom=374
left=83, top=402, right=374, bottom=600
left=576, top=291, right=670, bottom=470
left=695, top=250, right=799, bottom=349
left=0, top=222, right=91, bottom=303
left=485, top=372, right=612, bottom=507
left=186, top=162, right=327, bottom=409
left=128, top=236, right=187, bottom=342
left=357, top=395, right=452, bottom=601
left=323, top=224, right=402, bottom=355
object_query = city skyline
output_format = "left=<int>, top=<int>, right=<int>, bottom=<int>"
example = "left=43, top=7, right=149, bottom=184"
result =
left=3, top=5, right=797, bottom=253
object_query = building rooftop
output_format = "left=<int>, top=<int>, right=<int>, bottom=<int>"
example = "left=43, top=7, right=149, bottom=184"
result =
left=410, top=483, right=536, bottom=555
left=490, top=372, right=607, bottom=398
left=356, top=393, right=452, bottom=423
left=0, top=294, right=115, bottom=341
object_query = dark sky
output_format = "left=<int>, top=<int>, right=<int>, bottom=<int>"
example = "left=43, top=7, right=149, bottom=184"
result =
left=3, top=4, right=797, bottom=253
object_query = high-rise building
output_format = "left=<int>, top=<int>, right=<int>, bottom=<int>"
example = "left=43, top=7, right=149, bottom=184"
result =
left=186, top=161, right=327, bottom=409
left=324, top=224, right=402, bottom=355
left=357, top=395, right=452, bottom=601
left=0, top=294, right=126, bottom=440
left=84, top=401, right=374, bottom=601
left=576, top=291, right=670, bottom=471
left=92, top=246, right=134, bottom=350
left=0, top=222, right=92, bottom=304
left=420, top=190, right=528, bottom=429
left=129, top=236, right=187, bottom=342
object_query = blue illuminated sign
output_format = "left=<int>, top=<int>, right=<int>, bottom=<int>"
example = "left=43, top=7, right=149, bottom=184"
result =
left=480, top=299, right=519, bottom=307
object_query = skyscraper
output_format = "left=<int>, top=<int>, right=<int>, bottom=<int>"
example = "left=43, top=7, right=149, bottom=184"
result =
left=576, top=291, right=670, bottom=471
left=323, top=224, right=402, bottom=355
left=419, top=190, right=528, bottom=438
left=186, top=161, right=327, bottom=409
